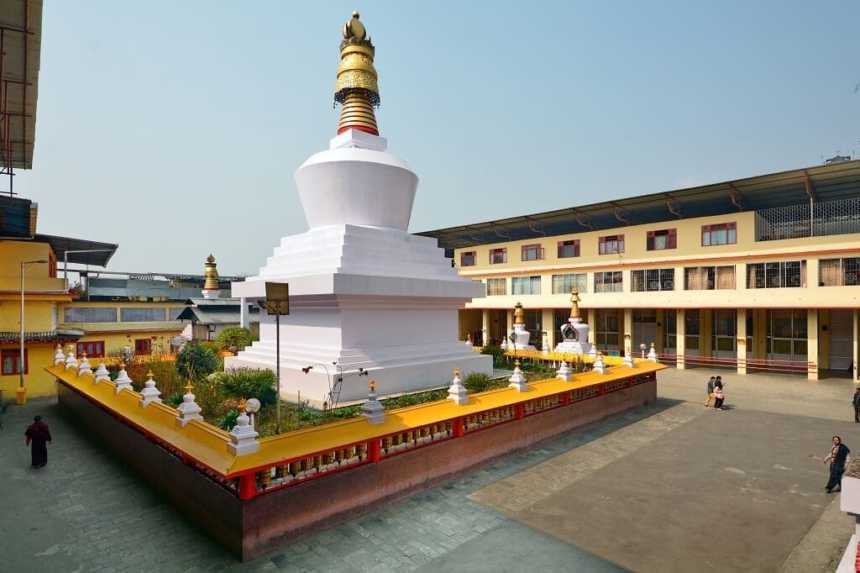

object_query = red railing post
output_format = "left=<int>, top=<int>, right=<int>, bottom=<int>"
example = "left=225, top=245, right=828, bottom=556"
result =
left=369, top=439, right=382, bottom=462
left=238, top=473, right=257, bottom=501
left=559, top=392, right=570, bottom=406
left=515, top=404, right=525, bottom=419
left=452, top=417, right=464, bottom=438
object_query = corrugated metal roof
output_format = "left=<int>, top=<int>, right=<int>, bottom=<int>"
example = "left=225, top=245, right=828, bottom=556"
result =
left=418, top=159, right=860, bottom=251
left=0, top=0, right=42, bottom=170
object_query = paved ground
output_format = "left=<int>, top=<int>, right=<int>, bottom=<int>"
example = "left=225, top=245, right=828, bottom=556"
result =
left=0, top=368, right=855, bottom=572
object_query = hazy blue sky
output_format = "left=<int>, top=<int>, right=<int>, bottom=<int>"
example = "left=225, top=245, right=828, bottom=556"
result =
left=14, top=1, right=860, bottom=275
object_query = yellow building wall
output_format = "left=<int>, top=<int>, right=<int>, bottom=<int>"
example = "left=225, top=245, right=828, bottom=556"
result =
left=0, top=241, right=64, bottom=293
left=0, top=344, right=57, bottom=399
left=0, top=299, right=56, bottom=331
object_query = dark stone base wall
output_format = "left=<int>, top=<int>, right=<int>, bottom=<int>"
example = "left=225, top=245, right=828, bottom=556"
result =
left=58, top=378, right=656, bottom=561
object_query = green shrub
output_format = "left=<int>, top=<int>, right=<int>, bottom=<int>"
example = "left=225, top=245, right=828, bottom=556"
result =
left=219, top=368, right=277, bottom=406
left=215, top=327, right=253, bottom=353
left=463, top=372, right=492, bottom=393
left=216, top=409, right=239, bottom=430
left=165, top=392, right=184, bottom=407
left=176, top=343, right=219, bottom=381
left=480, top=344, right=505, bottom=367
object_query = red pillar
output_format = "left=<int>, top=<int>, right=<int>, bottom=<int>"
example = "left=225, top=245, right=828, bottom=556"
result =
left=238, top=473, right=257, bottom=501
left=452, top=418, right=464, bottom=438
left=369, top=439, right=382, bottom=462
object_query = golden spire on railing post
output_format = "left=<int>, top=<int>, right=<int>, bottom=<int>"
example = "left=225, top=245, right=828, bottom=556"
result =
left=203, top=254, right=220, bottom=291
left=334, top=11, right=380, bottom=135
left=513, top=302, right=525, bottom=325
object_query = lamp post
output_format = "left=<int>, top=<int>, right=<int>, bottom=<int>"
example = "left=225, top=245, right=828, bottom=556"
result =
left=18, top=259, right=48, bottom=405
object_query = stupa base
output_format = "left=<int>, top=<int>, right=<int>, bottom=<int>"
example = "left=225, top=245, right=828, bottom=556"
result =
left=554, top=341, right=592, bottom=355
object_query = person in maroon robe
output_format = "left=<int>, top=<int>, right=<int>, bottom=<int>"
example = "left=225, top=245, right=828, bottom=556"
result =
left=25, top=415, right=52, bottom=468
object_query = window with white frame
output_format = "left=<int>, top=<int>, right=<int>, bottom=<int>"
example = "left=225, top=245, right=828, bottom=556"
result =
left=594, top=271, right=623, bottom=293
left=551, top=273, right=587, bottom=294
left=486, top=278, right=507, bottom=296
left=631, top=268, right=674, bottom=292
left=747, top=261, right=806, bottom=289
left=511, top=276, right=541, bottom=295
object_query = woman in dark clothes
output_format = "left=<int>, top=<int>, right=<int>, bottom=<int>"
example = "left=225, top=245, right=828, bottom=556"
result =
left=824, top=435, right=850, bottom=493
left=24, top=415, right=52, bottom=468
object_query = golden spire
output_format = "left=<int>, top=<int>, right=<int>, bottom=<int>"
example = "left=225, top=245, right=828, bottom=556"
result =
left=203, top=254, right=220, bottom=291
left=569, top=288, right=581, bottom=320
left=334, top=11, right=380, bottom=135
left=513, top=302, right=525, bottom=325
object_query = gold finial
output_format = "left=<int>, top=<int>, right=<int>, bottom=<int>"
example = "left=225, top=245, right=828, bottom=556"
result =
left=120, top=361, right=126, bottom=370
left=514, top=358, right=522, bottom=369
left=453, top=368, right=460, bottom=377
left=203, top=254, right=220, bottom=291
left=146, top=369, right=154, bottom=379
left=369, top=380, right=376, bottom=393
left=82, top=351, right=88, bottom=359
left=569, top=288, right=581, bottom=320
left=334, top=11, right=380, bottom=135
left=184, top=381, right=194, bottom=394
left=513, top=302, right=525, bottom=325
left=238, top=398, right=247, bottom=413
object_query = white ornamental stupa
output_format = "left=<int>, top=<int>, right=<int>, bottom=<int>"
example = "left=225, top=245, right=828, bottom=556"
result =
left=554, top=288, right=592, bottom=355
left=508, top=302, right=536, bottom=351
left=227, top=12, right=492, bottom=407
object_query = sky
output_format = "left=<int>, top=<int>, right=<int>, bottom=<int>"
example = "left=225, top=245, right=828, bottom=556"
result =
left=13, top=1, right=860, bottom=275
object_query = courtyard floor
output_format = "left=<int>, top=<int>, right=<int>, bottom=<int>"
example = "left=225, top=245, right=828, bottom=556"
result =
left=0, top=368, right=856, bottom=572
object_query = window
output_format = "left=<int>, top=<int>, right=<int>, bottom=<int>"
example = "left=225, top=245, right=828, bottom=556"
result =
left=552, top=273, right=587, bottom=294
left=557, top=239, right=580, bottom=258
left=684, top=266, right=735, bottom=290
left=685, top=310, right=700, bottom=351
left=767, top=310, right=807, bottom=360
left=819, top=257, right=860, bottom=286
left=631, top=269, right=674, bottom=292
left=598, top=235, right=624, bottom=255
left=747, top=261, right=806, bottom=289
left=596, top=310, right=620, bottom=348
left=486, top=278, right=507, bottom=296
left=63, top=307, right=118, bottom=323
left=121, top=307, right=168, bottom=322
left=489, top=248, right=507, bottom=265
left=701, top=222, right=736, bottom=246
left=1, top=349, right=27, bottom=375
left=511, top=276, right=541, bottom=295
left=460, top=251, right=476, bottom=267
left=521, top=244, right=544, bottom=261
left=646, top=229, right=677, bottom=251
left=712, top=310, right=736, bottom=354
left=594, top=271, right=623, bottom=293
left=664, top=309, right=677, bottom=350
left=76, top=341, right=105, bottom=358
left=135, top=338, right=152, bottom=355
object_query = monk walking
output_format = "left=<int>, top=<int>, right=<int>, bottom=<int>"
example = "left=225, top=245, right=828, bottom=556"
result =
left=25, top=415, right=52, bottom=468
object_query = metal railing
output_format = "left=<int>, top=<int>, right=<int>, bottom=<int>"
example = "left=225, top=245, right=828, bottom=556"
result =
left=755, top=197, right=860, bottom=241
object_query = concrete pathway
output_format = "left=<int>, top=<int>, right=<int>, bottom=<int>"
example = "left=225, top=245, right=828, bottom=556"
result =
left=0, top=367, right=854, bottom=572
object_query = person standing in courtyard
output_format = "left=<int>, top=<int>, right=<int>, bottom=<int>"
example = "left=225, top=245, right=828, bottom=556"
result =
left=713, top=382, right=725, bottom=410
left=704, top=376, right=715, bottom=407
left=824, top=435, right=850, bottom=493
left=853, top=388, right=860, bottom=423
left=24, top=415, right=52, bottom=469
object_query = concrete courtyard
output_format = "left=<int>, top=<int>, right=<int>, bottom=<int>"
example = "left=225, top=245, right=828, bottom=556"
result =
left=0, top=368, right=856, bottom=572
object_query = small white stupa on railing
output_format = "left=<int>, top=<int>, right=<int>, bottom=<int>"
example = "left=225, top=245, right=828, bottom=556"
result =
left=114, top=362, right=133, bottom=393
left=447, top=368, right=469, bottom=405
left=647, top=342, right=658, bottom=362
left=593, top=351, right=607, bottom=375
left=54, top=344, right=65, bottom=366
left=140, top=370, right=162, bottom=406
left=508, top=359, right=529, bottom=392
left=229, top=399, right=260, bottom=455
left=361, top=380, right=385, bottom=424
left=94, top=361, right=110, bottom=383
left=78, top=352, right=92, bottom=377
left=556, top=360, right=572, bottom=382
left=65, top=348, right=78, bottom=370
left=176, top=381, right=203, bottom=426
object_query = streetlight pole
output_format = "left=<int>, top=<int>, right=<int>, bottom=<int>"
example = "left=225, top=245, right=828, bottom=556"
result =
left=19, top=259, right=48, bottom=404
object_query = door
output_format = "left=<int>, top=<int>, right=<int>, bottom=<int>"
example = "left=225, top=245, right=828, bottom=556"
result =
left=829, top=310, right=853, bottom=371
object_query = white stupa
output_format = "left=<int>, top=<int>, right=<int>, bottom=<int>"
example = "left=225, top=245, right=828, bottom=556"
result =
left=227, top=13, right=492, bottom=406
left=508, top=302, right=536, bottom=351
left=554, top=288, right=592, bottom=355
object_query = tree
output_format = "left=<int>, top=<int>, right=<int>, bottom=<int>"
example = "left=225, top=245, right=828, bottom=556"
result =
left=176, top=343, right=219, bottom=381
left=214, top=327, right=254, bottom=353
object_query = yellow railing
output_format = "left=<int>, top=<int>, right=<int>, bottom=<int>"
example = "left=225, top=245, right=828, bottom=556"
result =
left=48, top=358, right=665, bottom=500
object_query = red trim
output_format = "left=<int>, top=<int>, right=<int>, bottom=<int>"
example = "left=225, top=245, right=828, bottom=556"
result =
left=337, top=125, right=378, bottom=136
